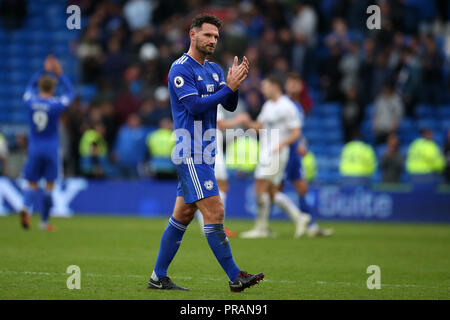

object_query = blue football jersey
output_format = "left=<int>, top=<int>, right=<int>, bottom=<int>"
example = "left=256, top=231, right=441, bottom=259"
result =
left=23, top=72, right=74, bottom=152
left=168, top=53, right=227, bottom=162
left=289, top=100, right=305, bottom=150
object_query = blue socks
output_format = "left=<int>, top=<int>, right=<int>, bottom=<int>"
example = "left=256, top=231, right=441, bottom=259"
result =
left=152, top=218, right=240, bottom=282
left=153, top=216, right=187, bottom=279
left=23, top=188, right=54, bottom=226
left=204, top=224, right=240, bottom=282
left=23, top=188, right=37, bottom=213
left=42, top=190, right=53, bottom=224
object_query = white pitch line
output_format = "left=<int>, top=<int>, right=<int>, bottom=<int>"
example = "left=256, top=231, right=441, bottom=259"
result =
left=0, top=270, right=284, bottom=283
left=0, top=270, right=446, bottom=290
left=314, top=281, right=445, bottom=289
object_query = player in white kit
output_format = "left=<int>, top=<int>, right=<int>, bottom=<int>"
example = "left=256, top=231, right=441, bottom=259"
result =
left=240, top=75, right=311, bottom=238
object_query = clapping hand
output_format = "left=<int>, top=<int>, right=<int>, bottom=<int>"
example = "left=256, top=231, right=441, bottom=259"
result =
left=226, top=56, right=249, bottom=92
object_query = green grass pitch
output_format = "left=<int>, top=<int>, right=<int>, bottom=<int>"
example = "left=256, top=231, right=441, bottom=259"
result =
left=0, top=215, right=448, bottom=300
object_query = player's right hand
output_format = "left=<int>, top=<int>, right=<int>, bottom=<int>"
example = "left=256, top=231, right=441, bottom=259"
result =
left=44, top=55, right=54, bottom=72
left=226, top=56, right=249, bottom=91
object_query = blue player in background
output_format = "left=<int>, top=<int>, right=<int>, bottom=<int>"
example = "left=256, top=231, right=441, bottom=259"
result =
left=19, top=55, right=74, bottom=231
left=282, top=73, right=333, bottom=237
left=148, top=14, right=264, bottom=292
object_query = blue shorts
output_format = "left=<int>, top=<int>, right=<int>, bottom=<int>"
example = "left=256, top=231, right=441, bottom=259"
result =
left=23, top=150, right=58, bottom=182
left=284, top=145, right=304, bottom=181
left=176, top=157, right=219, bottom=204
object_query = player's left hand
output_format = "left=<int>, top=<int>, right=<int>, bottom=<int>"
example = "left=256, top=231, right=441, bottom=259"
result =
left=230, top=56, right=249, bottom=80
left=44, top=55, right=55, bottom=73
left=239, top=56, right=249, bottom=74
left=227, top=56, right=249, bottom=91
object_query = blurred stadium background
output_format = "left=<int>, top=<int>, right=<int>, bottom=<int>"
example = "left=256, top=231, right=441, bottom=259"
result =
left=0, top=0, right=449, bottom=221
left=0, top=0, right=449, bottom=301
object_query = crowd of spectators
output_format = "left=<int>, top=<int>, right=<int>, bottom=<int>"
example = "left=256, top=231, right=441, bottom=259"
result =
left=2, top=0, right=450, bottom=184
left=62, top=0, right=450, bottom=181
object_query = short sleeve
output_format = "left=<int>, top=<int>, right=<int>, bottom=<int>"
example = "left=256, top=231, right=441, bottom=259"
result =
left=257, top=102, right=269, bottom=123
left=285, top=102, right=301, bottom=129
left=168, top=64, right=198, bottom=101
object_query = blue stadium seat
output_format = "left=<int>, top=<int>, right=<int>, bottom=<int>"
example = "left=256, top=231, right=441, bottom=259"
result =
left=415, top=104, right=436, bottom=118
left=10, top=111, right=28, bottom=123
left=399, top=118, right=415, bottom=131
left=309, top=144, right=329, bottom=156
left=361, top=119, right=374, bottom=142
left=365, top=103, right=375, bottom=120
left=0, top=72, right=8, bottom=83
left=29, top=44, right=50, bottom=56
left=78, top=84, right=98, bottom=103
left=306, top=131, right=324, bottom=146
left=373, top=169, right=382, bottom=183
left=7, top=44, right=23, bottom=55
left=29, top=58, right=44, bottom=69
left=375, top=145, right=386, bottom=158
left=417, top=118, right=438, bottom=131
left=434, top=133, right=444, bottom=147
left=28, top=30, right=47, bottom=43
left=324, top=130, right=343, bottom=143
left=305, top=115, right=321, bottom=127
left=308, top=88, right=322, bottom=105
left=398, top=128, right=419, bottom=145
left=439, top=119, right=450, bottom=132
left=437, top=105, right=450, bottom=119
left=400, top=145, right=409, bottom=156
left=322, top=118, right=342, bottom=131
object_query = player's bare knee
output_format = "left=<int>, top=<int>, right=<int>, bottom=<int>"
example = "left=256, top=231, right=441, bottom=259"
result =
left=206, top=204, right=224, bottom=223
left=212, top=204, right=225, bottom=222
left=174, top=206, right=196, bottom=225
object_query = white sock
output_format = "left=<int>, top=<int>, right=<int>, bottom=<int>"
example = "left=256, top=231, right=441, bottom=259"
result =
left=273, top=192, right=302, bottom=222
left=254, top=193, right=270, bottom=231
left=196, top=210, right=204, bottom=232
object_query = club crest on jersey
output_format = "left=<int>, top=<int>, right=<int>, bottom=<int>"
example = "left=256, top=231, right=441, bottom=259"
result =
left=206, top=84, right=214, bottom=92
left=174, top=76, right=184, bottom=88
left=204, top=180, right=214, bottom=191
left=212, top=73, right=219, bottom=82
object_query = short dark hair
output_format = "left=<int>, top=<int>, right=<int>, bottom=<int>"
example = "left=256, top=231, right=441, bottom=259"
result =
left=190, top=13, right=222, bottom=30
left=265, top=74, right=284, bottom=91
left=38, top=75, right=57, bottom=94
left=286, top=72, right=302, bottom=81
